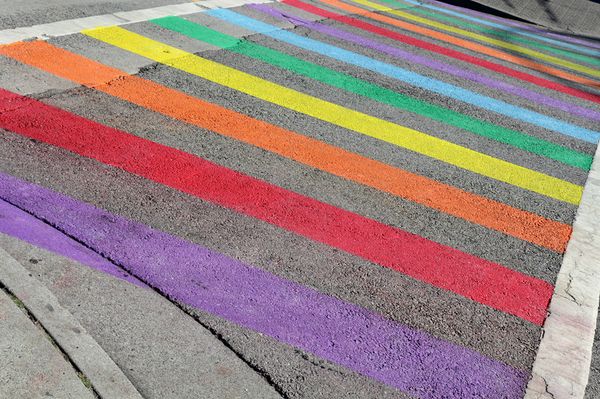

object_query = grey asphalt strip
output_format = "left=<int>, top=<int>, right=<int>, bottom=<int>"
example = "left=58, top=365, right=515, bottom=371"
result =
left=27, top=63, right=564, bottom=282
left=0, top=283, right=96, bottom=399
left=463, top=0, right=600, bottom=38
left=0, top=56, right=77, bottom=95
left=49, top=32, right=579, bottom=226
left=1, top=2, right=598, bottom=397
left=128, top=16, right=590, bottom=182
left=311, top=14, right=600, bottom=130
left=0, top=130, right=540, bottom=372
left=0, top=245, right=144, bottom=399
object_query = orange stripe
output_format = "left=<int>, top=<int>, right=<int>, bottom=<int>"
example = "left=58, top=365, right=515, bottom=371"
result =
left=0, top=40, right=572, bottom=252
left=321, top=0, right=600, bottom=88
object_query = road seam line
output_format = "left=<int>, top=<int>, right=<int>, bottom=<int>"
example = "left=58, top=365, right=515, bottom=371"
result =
left=525, top=144, right=600, bottom=398
left=0, top=0, right=275, bottom=45
left=0, top=244, right=144, bottom=399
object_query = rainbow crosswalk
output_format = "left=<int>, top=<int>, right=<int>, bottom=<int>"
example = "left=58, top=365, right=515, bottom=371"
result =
left=0, top=0, right=599, bottom=397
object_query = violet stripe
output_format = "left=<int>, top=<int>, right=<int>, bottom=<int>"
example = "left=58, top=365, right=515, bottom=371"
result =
left=0, top=198, right=144, bottom=286
left=0, top=172, right=528, bottom=398
left=258, top=3, right=600, bottom=122
left=423, top=0, right=600, bottom=50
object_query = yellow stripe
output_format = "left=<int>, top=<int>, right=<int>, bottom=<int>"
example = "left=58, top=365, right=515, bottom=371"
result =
left=349, top=0, right=600, bottom=79
left=83, top=26, right=583, bottom=204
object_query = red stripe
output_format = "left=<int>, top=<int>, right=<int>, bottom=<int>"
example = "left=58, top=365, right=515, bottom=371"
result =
left=284, top=0, right=600, bottom=104
left=0, top=88, right=553, bottom=324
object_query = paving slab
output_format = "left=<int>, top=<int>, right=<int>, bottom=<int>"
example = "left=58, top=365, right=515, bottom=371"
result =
left=0, top=282, right=95, bottom=399
left=0, top=0, right=599, bottom=397
left=0, top=210, right=282, bottom=399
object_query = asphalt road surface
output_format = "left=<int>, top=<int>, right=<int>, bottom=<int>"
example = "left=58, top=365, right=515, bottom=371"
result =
left=0, top=0, right=599, bottom=398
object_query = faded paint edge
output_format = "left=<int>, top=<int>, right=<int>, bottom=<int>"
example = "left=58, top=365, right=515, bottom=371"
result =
left=525, top=144, right=600, bottom=398
left=0, top=244, right=145, bottom=399
left=0, top=0, right=276, bottom=45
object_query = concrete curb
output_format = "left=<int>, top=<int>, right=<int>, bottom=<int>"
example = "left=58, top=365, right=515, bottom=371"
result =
left=525, top=145, right=600, bottom=398
left=0, top=246, right=144, bottom=399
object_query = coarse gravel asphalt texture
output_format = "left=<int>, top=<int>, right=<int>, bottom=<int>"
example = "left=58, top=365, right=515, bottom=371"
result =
left=1, top=0, right=599, bottom=397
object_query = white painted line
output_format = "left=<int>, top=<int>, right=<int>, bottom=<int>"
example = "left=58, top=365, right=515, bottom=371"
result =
left=0, top=0, right=277, bottom=45
left=0, top=245, right=144, bottom=399
left=525, top=145, right=600, bottom=399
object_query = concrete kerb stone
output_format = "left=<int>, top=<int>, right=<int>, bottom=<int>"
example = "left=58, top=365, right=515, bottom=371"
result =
left=0, top=246, right=145, bottom=399
left=526, top=145, right=600, bottom=398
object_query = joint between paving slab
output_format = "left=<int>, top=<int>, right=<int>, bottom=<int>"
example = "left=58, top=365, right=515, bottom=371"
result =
left=0, top=281, right=102, bottom=398
left=0, top=202, right=145, bottom=399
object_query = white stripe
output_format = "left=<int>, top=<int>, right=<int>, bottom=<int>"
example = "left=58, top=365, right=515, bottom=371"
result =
left=0, top=0, right=276, bottom=45
left=526, top=145, right=600, bottom=398
left=113, top=2, right=202, bottom=23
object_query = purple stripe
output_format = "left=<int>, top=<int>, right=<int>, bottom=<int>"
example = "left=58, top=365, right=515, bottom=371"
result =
left=0, top=198, right=144, bottom=286
left=0, top=172, right=528, bottom=398
left=254, top=3, right=600, bottom=122
left=424, top=0, right=600, bottom=50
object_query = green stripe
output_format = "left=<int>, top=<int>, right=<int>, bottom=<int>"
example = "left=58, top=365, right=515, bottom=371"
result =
left=379, top=0, right=600, bottom=67
left=151, top=16, right=592, bottom=170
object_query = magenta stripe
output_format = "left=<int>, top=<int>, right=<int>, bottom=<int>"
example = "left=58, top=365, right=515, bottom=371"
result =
left=424, top=0, right=600, bottom=50
left=0, top=172, right=529, bottom=398
left=256, top=3, right=600, bottom=122
left=0, top=198, right=144, bottom=286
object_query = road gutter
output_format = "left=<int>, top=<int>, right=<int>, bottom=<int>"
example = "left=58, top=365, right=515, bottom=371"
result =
left=526, top=145, right=600, bottom=398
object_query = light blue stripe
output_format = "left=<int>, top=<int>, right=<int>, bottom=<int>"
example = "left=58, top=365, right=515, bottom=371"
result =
left=399, top=0, right=600, bottom=57
left=206, top=8, right=600, bottom=144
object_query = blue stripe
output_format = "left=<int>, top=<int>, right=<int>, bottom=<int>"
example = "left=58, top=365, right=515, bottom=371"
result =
left=400, top=0, right=600, bottom=57
left=206, top=8, right=600, bottom=144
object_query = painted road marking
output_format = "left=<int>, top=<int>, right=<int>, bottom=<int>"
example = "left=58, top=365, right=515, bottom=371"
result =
left=317, top=0, right=600, bottom=88
left=0, top=1, right=597, bottom=395
left=347, top=0, right=600, bottom=79
left=280, top=0, right=600, bottom=122
left=0, top=40, right=573, bottom=252
left=388, top=0, right=600, bottom=63
left=82, top=26, right=585, bottom=204
left=0, top=199, right=144, bottom=286
left=151, top=16, right=592, bottom=169
left=0, top=172, right=530, bottom=398
left=283, top=0, right=600, bottom=105
left=0, top=242, right=145, bottom=399
left=526, top=145, right=600, bottom=397
left=211, top=6, right=600, bottom=144
left=0, top=88, right=554, bottom=324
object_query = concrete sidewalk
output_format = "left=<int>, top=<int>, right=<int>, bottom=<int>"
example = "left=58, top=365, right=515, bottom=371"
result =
left=466, top=0, right=600, bottom=38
